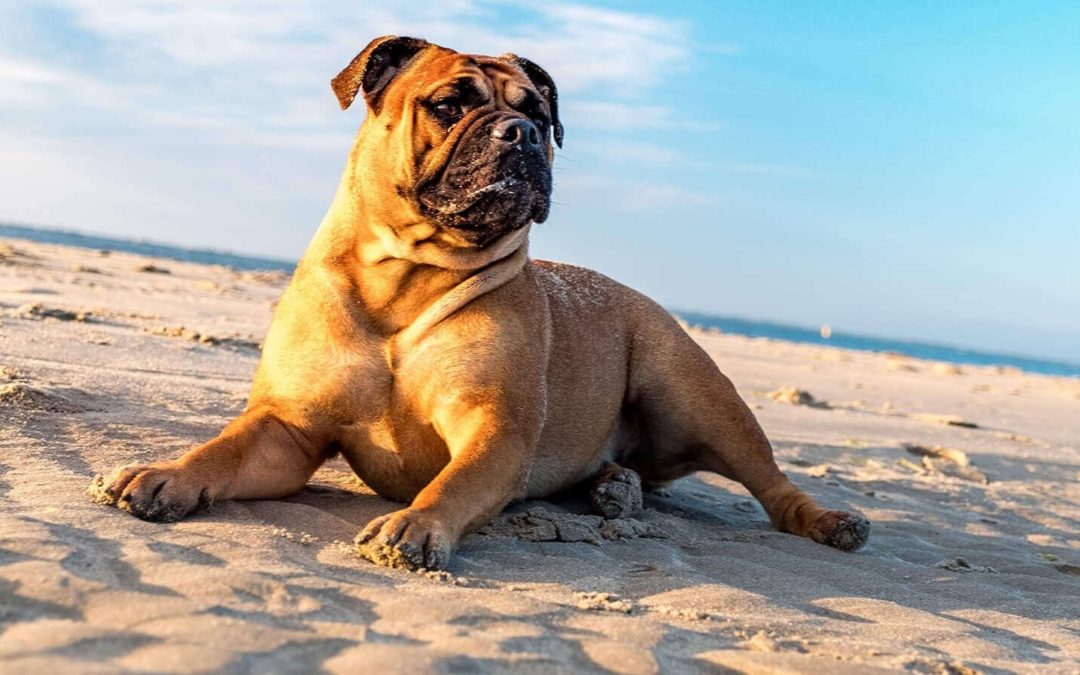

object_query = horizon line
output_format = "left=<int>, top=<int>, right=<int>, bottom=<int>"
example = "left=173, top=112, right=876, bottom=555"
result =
left=4, top=219, right=1078, bottom=375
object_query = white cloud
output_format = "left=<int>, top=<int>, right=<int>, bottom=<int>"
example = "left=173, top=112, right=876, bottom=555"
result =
left=494, top=3, right=691, bottom=94
left=554, top=173, right=725, bottom=212
left=570, top=140, right=817, bottom=177
left=591, top=141, right=690, bottom=166
left=0, top=133, right=190, bottom=229
left=564, top=101, right=724, bottom=131
left=0, top=57, right=67, bottom=84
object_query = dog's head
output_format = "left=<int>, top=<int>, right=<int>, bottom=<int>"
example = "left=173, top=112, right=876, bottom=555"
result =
left=332, top=36, right=563, bottom=250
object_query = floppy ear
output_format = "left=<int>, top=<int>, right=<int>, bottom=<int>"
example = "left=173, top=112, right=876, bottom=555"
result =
left=502, top=54, right=564, bottom=148
left=331, top=35, right=429, bottom=111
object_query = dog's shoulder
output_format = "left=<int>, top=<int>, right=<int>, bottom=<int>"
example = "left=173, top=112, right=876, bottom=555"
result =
left=530, top=260, right=619, bottom=306
left=528, top=259, right=661, bottom=315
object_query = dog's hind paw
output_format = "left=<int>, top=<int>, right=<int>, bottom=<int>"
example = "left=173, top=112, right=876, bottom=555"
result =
left=590, top=463, right=643, bottom=520
left=810, top=510, right=871, bottom=552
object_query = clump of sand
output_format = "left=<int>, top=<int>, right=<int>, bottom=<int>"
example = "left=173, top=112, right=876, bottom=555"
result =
left=480, top=506, right=666, bottom=544
left=767, top=386, right=831, bottom=409
left=144, top=325, right=261, bottom=350
left=8, top=302, right=92, bottom=322
left=135, top=263, right=171, bottom=274
left=935, top=557, right=997, bottom=574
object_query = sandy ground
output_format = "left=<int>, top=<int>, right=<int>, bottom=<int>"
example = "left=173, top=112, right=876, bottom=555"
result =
left=1, top=236, right=1079, bottom=674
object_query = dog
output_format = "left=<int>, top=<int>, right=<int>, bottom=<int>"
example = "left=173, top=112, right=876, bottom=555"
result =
left=92, top=36, right=870, bottom=570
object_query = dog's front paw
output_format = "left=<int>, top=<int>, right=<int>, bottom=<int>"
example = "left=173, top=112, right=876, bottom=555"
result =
left=89, top=463, right=211, bottom=523
left=355, top=508, right=454, bottom=571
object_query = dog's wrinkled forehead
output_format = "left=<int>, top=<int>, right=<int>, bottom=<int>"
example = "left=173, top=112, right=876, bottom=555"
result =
left=332, top=36, right=563, bottom=147
left=396, top=53, right=542, bottom=114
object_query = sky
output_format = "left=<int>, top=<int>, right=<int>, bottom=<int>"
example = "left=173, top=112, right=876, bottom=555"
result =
left=1, top=1, right=1078, bottom=363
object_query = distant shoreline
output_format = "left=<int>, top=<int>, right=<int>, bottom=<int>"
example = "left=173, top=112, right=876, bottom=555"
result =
left=0, top=222, right=295, bottom=273
left=3, top=221, right=1078, bottom=379
left=675, top=311, right=1080, bottom=379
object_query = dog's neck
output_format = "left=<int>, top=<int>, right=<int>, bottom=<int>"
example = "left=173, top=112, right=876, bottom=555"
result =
left=306, top=178, right=530, bottom=337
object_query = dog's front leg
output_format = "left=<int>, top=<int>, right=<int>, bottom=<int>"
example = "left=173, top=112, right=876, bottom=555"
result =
left=356, top=403, right=536, bottom=571
left=92, top=406, right=328, bottom=522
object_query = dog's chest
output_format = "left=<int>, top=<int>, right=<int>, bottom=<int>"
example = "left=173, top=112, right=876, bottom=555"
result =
left=259, top=322, right=386, bottom=413
left=261, top=334, right=442, bottom=497
left=329, top=338, right=459, bottom=500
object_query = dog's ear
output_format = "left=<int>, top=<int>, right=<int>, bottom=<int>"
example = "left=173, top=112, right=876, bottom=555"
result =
left=502, top=54, right=563, bottom=148
left=331, top=36, right=429, bottom=111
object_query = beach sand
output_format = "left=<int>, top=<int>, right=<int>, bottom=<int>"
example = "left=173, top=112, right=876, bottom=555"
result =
left=1, top=236, right=1078, bottom=674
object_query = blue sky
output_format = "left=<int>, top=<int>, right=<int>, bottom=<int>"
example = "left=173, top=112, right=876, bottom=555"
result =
left=1, top=1, right=1078, bottom=363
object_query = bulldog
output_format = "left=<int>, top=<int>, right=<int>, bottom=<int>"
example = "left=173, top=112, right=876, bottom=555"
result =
left=92, top=36, right=870, bottom=570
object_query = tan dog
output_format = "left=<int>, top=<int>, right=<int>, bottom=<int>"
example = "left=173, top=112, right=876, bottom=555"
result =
left=93, top=36, right=869, bottom=570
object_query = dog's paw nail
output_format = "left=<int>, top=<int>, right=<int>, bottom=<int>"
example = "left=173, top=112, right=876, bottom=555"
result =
left=355, top=510, right=453, bottom=571
left=424, top=535, right=449, bottom=570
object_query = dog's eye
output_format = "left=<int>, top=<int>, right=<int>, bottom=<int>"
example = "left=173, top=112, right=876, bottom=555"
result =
left=433, top=100, right=462, bottom=119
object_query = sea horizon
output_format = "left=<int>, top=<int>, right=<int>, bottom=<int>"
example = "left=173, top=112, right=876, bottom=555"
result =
left=4, top=221, right=1078, bottom=379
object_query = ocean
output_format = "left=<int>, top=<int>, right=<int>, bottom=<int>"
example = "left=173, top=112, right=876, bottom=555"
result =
left=675, top=311, right=1080, bottom=379
left=4, top=222, right=1078, bottom=379
left=0, top=223, right=294, bottom=273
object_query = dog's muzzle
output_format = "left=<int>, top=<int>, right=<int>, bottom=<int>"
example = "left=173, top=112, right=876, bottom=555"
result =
left=418, top=112, right=552, bottom=247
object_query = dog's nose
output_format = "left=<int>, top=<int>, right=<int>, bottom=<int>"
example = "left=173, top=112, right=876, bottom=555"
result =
left=490, top=118, right=541, bottom=148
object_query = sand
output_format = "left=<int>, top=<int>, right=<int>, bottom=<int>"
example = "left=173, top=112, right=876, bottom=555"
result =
left=1, top=236, right=1078, bottom=674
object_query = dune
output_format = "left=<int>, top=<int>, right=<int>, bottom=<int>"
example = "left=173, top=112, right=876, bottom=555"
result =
left=1, top=236, right=1078, bottom=673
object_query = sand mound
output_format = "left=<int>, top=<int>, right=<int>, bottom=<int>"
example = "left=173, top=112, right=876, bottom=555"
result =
left=480, top=506, right=667, bottom=544
left=0, top=382, right=90, bottom=413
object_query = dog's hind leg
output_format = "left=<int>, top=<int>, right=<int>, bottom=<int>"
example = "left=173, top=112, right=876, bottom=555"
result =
left=91, top=406, right=328, bottom=522
left=621, top=311, right=870, bottom=552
